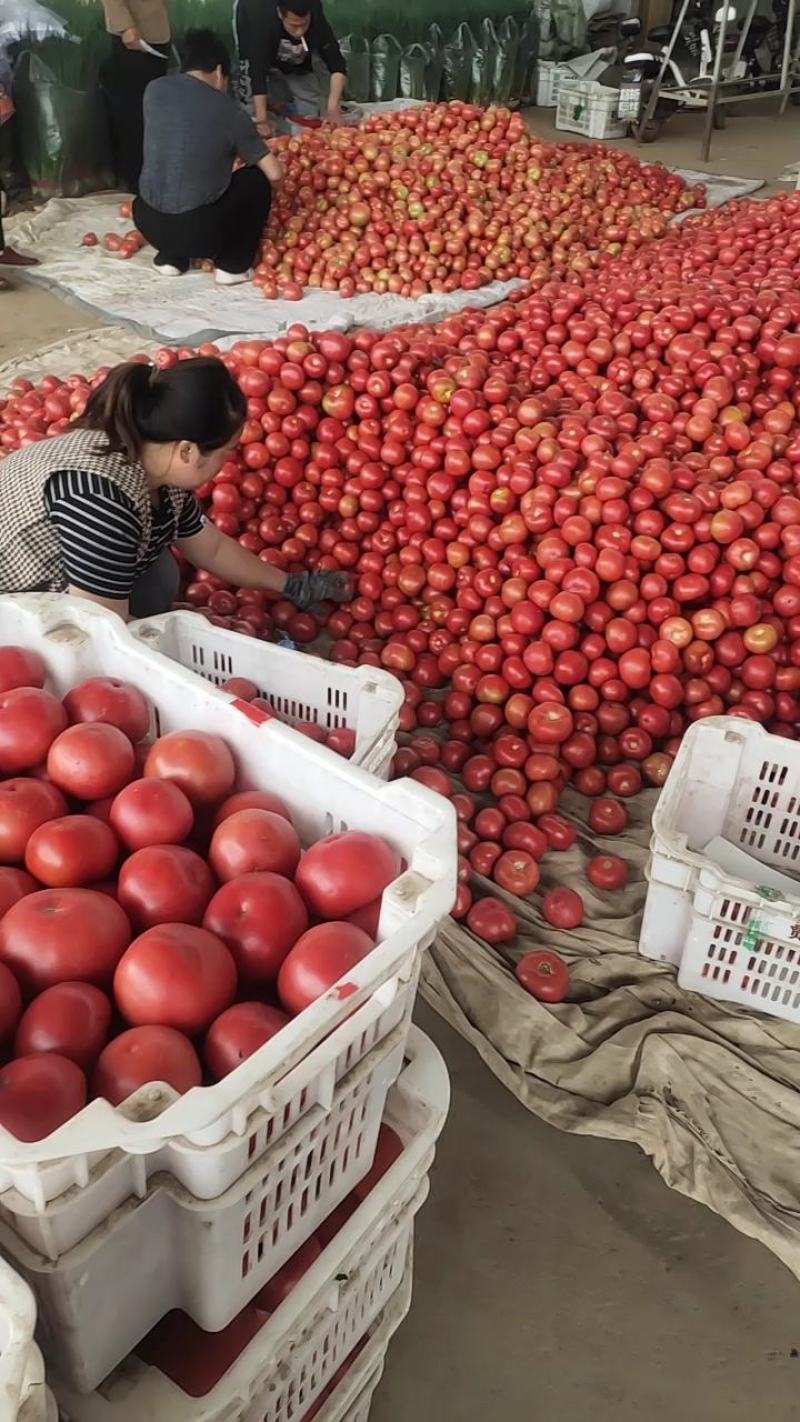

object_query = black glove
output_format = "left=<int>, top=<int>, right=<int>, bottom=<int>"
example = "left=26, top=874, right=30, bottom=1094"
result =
left=284, top=570, right=353, bottom=611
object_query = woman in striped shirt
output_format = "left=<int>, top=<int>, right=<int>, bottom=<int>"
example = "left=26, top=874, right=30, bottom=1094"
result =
left=0, top=358, right=350, bottom=619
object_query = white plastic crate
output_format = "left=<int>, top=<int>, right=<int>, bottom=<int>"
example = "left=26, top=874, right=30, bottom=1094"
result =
left=0, top=1260, right=57, bottom=1422
left=555, top=80, right=627, bottom=140
left=536, top=60, right=562, bottom=106
left=640, top=717, right=800, bottom=1021
left=0, top=597, right=455, bottom=1203
left=50, top=1026, right=448, bottom=1416
left=3, top=1026, right=405, bottom=1391
left=128, top=611, right=403, bottom=780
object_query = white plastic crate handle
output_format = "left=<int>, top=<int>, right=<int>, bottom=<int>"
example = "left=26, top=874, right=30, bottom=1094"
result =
left=0, top=1258, right=38, bottom=1418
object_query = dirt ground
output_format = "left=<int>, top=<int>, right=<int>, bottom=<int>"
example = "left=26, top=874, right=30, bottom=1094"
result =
left=3, top=102, right=800, bottom=1422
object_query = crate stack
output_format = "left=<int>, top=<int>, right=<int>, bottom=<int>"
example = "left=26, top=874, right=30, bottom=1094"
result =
left=0, top=596, right=456, bottom=1422
left=640, top=716, right=800, bottom=1025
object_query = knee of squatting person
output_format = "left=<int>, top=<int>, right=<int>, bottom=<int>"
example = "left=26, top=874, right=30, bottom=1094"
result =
left=133, top=28, right=282, bottom=285
left=0, top=356, right=352, bottom=620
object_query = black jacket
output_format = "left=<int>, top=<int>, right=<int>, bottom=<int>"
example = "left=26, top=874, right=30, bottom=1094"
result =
left=235, top=0, right=346, bottom=98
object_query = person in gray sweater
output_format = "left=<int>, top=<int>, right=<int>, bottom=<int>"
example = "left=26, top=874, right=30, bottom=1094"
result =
left=133, top=28, right=282, bottom=284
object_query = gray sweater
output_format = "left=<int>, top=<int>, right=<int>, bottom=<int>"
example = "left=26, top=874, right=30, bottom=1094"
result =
left=139, top=73, right=267, bottom=214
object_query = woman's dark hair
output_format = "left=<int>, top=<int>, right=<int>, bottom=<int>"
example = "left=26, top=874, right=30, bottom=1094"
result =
left=80, top=358, right=246, bottom=463
left=180, top=27, right=232, bottom=76
left=279, top=0, right=312, bottom=15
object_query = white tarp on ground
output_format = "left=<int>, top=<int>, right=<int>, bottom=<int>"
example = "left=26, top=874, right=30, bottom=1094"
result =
left=5, top=169, right=762, bottom=347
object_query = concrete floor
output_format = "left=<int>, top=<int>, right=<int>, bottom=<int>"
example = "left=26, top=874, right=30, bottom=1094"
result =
left=4, top=106, right=800, bottom=1422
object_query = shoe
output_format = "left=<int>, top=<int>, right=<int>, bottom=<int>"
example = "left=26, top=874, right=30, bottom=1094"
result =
left=215, top=267, right=252, bottom=286
left=0, top=247, right=39, bottom=268
left=154, top=253, right=188, bottom=277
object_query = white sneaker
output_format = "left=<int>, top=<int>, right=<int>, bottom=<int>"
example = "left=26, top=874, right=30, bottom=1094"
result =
left=215, top=267, right=252, bottom=286
left=155, top=261, right=183, bottom=277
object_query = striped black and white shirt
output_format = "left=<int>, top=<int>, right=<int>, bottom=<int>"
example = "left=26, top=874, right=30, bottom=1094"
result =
left=0, top=427, right=205, bottom=598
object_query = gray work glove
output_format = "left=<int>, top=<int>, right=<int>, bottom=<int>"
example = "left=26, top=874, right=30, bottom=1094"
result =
left=284, top=570, right=353, bottom=611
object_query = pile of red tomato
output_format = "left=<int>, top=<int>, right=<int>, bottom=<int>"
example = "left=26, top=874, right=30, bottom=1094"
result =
left=5, top=183, right=800, bottom=1007
left=258, top=101, right=701, bottom=299
left=0, top=646, right=401, bottom=1142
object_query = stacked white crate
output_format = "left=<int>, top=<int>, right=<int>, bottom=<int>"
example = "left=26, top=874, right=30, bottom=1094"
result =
left=0, top=1259, right=57, bottom=1422
left=640, top=716, right=800, bottom=1024
left=0, top=595, right=456, bottom=1416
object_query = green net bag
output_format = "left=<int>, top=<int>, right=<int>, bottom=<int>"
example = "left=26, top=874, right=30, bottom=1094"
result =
left=369, top=33, right=401, bottom=101
left=340, top=34, right=370, bottom=103
left=442, top=22, right=475, bottom=101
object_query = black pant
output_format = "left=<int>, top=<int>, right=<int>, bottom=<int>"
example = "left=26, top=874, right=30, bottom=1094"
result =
left=101, top=38, right=169, bottom=194
left=133, top=166, right=271, bottom=274
left=129, top=549, right=180, bottom=618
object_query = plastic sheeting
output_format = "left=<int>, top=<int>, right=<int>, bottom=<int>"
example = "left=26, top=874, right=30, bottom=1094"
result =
left=421, top=786, right=800, bottom=1284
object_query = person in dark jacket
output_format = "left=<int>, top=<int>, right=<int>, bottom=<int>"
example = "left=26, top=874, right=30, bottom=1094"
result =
left=99, top=0, right=172, bottom=194
left=235, top=0, right=347, bottom=134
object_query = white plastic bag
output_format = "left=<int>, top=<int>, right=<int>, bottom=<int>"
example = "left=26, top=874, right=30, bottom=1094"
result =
left=0, top=0, right=67, bottom=50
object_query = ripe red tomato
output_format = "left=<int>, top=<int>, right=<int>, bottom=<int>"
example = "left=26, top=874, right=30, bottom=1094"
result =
left=0, top=867, right=37, bottom=919
left=14, top=982, right=112, bottom=1070
left=0, top=778, right=68, bottom=863
left=25, top=815, right=119, bottom=887
left=63, top=678, right=150, bottom=743
left=92, top=1025, right=202, bottom=1105
left=493, top=850, right=540, bottom=897
left=204, top=1001, right=291, bottom=1079
left=117, top=845, right=215, bottom=929
left=254, top=1236, right=322, bottom=1311
left=516, top=949, right=570, bottom=1003
left=47, top=723, right=135, bottom=799
left=0, top=888, right=131, bottom=992
left=209, top=809, right=301, bottom=881
left=114, top=924, right=237, bottom=1034
left=0, top=688, right=68, bottom=773
left=0, top=646, right=46, bottom=693
left=213, top=790, right=292, bottom=825
left=352, top=1124, right=404, bottom=1202
left=466, top=896, right=517, bottom=945
left=203, top=872, right=308, bottom=982
left=0, top=1054, right=86, bottom=1140
left=295, top=832, right=400, bottom=920
left=587, top=798, right=628, bottom=836
left=542, top=887, right=585, bottom=930
left=587, top=854, right=629, bottom=890
left=537, top=814, right=577, bottom=852
left=145, top=731, right=236, bottom=806
left=0, top=962, right=21, bottom=1042
left=277, top=921, right=375, bottom=1015
left=110, top=778, right=194, bottom=850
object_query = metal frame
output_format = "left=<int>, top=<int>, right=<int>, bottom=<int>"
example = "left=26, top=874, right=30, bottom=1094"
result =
left=636, top=0, right=800, bottom=157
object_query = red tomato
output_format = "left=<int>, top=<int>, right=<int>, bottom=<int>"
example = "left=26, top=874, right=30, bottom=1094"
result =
left=0, top=867, right=37, bottom=919
left=541, top=886, right=585, bottom=930
left=118, top=845, right=216, bottom=929
left=537, top=814, right=577, bottom=852
left=516, top=949, right=570, bottom=1003
left=93, top=1026, right=202, bottom=1105
left=114, top=924, right=237, bottom=1034
left=110, top=778, right=194, bottom=850
left=0, top=962, right=21, bottom=1042
left=136, top=1307, right=266, bottom=1399
left=466, top=896, right=517, bottom=945
left=352, top=1124, right=404, bottom=1201
left=0, top=1054, right=86, bottom=1140
left=254, top=1237, right=322, bottom=1311
left=213, top=789, right=292, bottom=826
left=587, top=854, right=629, bottom=890
left=220, top=677, right=260, bottom=701
left=204, top=1001, right=290, bottom=1079
left=587, top=798, right=628, bottom=836
left=145, top=731, right=236, bottom=806
left=315, top=1195, right=359, bottom=1247
left=0, top=646, right=46, bottom=693
left=0, top=688, right=68, bottom=773
left=14, top=982, right=112, bottom=1070
left=63, top=678, right=150, bottom=743
left=25, top=815, right=119, bottom=887
left=277, top=922, right=375, bottom=1015
left=0, top=888, right=131, bottom=992
left=47, top=723, right=135, bottom=799
left=294, top=832, right=400, bottom=920
left=493, top=850, right=540, bottom=897
left=203, top=872, right=308, bottom=982
left=209, top=810, right=301, bottom=881
left=0, top=778, right=68, bottom=863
